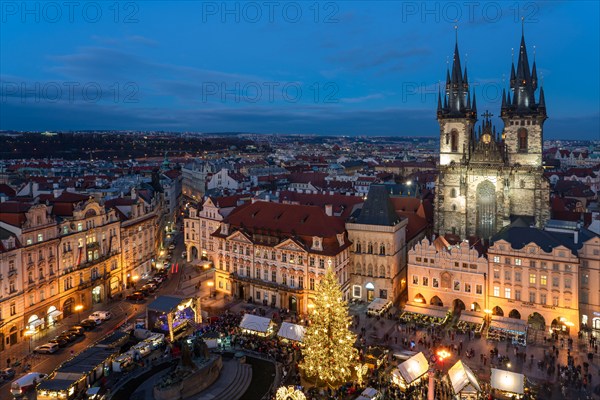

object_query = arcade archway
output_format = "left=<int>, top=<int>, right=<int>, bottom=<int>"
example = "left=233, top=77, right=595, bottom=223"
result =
left=528, top=312, right=546, bottom=330
left=430, top=296, right=444, bottom=307
left=508, top=309, right=521, bottom=319
left=492, top=306, right=504, bottom=316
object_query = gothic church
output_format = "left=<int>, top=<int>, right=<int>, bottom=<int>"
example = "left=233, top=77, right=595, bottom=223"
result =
left=434, top=28, right=551, bottom=239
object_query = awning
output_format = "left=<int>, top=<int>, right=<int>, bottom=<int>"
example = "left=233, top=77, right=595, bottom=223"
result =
left=491, top=316, right=528, bottom=333
left=239, top=314, right=272, bottom=333
left=396, top=352, right=429, bottom=385
left=448, top=360, right=481, bottom=394
left=48, top=310, right=63, bottom=319
left=460, top=313, right=483, bottom=324
left=403, top=304, right=447, bottom=319
left=28, top=318, right=44, bottom=328
left=356, top=387, right=379, bottom=400
left=367, top=298, right=391, bottom=313
left=277, top=322, right=305, bottom=342
left=490, top=368, right=524, bottom=394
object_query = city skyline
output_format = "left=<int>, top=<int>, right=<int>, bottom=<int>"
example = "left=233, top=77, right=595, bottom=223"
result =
left=1, top=1, right=599, bottom=139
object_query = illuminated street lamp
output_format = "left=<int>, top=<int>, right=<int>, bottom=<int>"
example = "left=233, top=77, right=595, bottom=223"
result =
left=24, top=329, right=36, bottom=353
left=207, top=281, right=214, bottom=297
left=75, top=304, right=83, bottom=323
left=436, top=349, right=451, bottom=370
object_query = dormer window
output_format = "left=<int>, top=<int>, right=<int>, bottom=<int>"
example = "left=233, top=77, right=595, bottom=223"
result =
left=336, top=233, right=345, bottom=246
left=220, top=223, right=229, bottom=236
left=311, top=236, right=322, bottom=251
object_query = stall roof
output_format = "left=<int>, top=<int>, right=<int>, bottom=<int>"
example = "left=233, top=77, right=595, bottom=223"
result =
left=491, top=316, right=527, bottom=333
left=58, top=346, right=119, bottom=374
left=460, top=314, right=484, bottom=324
left=356, top=387, right=379, bottom=400
left=277, top=322, right=305, bottom=342
left=490, top=368, right=524, bottom=395
left=367, top=298, right=391, bottom=312
left=397, top=352, right=429, bottom=384
left=95, top=331, right=129, bottom=348
left=240, top=314, right=272, bottom=333
left=147, top=296, right=188, bottom=313
left=403, top=304, right=447, bottom=319
left=448, top=360, right=481, bottom=394
left=37, top=379, right=78, bottom=391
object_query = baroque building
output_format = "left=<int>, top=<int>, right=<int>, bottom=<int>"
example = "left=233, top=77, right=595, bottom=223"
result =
left=434, top=30, right=550, bottom=239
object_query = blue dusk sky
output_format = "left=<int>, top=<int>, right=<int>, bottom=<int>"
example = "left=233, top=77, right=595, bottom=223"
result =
left=1, top=1, right=599, bottom=139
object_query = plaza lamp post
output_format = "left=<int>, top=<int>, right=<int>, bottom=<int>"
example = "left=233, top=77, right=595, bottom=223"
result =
left=24, top=329, right=36, bottom=353
left=436, top=349, right=450, bottom=371
left=207, top=281, right=214, bottom=298
left=75, top=304, right=83, bottom=323
left=484, top=309, right=493, bottom=326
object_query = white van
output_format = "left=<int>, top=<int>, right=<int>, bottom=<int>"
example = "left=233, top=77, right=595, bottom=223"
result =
left=89, top=311, right=112, bottom=320
left=10, top=372, right=47, bottom=398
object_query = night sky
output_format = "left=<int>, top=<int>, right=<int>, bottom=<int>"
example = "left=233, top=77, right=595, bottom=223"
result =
left=1, top=1, right=598, bottom=139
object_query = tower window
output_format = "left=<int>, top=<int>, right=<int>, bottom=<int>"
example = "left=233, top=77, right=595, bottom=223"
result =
left=450, top=188, right=457, bottom=198
left=450, top=130, right=458, bottom=152
left=518, top=128, right=528, bottom=153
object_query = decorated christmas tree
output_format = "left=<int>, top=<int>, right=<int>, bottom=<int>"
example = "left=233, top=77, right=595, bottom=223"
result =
left=300, top=267, right=358, bottom=388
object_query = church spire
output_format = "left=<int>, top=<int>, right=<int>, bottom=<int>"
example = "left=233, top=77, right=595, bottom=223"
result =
left=440, top=25, right=474, bottom=120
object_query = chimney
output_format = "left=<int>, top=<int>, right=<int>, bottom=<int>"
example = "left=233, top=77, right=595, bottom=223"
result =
left=325, top=204, right=333, bottom=216
left=574, top=230, right=579, bottom=244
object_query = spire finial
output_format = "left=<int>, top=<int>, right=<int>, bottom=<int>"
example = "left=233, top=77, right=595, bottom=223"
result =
left=533, top=45, right=536, bottom=61
left=511, top=47, right=514, bottom=62
left=455, top=24, right=458, bottom=44
left=521, top=16, right=525, bottom=36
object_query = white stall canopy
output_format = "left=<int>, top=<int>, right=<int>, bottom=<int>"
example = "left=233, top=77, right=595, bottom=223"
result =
left=396, top=352, right=429, bottom=385
left=448, top=360, right=481, bottom=394
left=367, top=298, right=391, bottom=315
left=277, top=322, right=305, bottom=342
left=239, top=314, right=273, bottom=334
left=490, top=368, right=524, bottom=395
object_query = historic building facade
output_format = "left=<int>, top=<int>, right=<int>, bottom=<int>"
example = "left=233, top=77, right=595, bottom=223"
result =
left=347, top=185, right=408, bottom=304
left=434, top=32, right=550, bottom=239
left=407, top=236, right=488, bottom=315
left=210, top=201, right=351, bottom=314
left=0, top=230, right=24, bottom=352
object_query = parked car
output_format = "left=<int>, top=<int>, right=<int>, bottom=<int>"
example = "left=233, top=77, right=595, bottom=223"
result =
left=79, top=319, right=97, bottom=329
left=0, top=368, right=16, bottom=380
left=67, top=326, right=85, bottom=336
left=86, top=315, right=103, bottom=325
left=90, top=311, right=112, bottom=320
left=126, top=292, right=145, bottom=302
left=141, top=283, right=157, bottom=293
left=34, top=343, right=59, bottom=354
left=10, top=372, right=47, bottom=398
left=57, top=331, right=78, bottom=343
left=48, top=337, right=68, bottom=348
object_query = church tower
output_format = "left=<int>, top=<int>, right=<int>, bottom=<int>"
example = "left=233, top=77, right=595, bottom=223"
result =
left=500, top=24, right=547, bottom=167
left=435, top=26, right=550, bottom=240
left=437, top=33, right=477, bottom=166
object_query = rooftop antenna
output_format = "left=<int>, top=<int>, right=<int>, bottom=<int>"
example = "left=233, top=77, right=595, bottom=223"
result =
left=533, top=45, right=536, bottom=61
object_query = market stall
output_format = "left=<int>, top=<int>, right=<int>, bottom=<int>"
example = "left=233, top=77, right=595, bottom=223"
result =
left=367, top=298, right=392, bottom=316
left=448, top=360, right=481, bottom=400
left=146, top=295, right=202, bottom=341
left=277, top=322, right=305, bottom=343
left=239, top=314, right=274, bottom=336
left=488, top=316, right=527, bottom=345
left=400, top=304, right=449, bottom=326
left=490, top=368, right=525, bottom=399
left=356, top=387, right=381, bottom=400
left=457, top=313, right=484, bottom=334
left=391, top=352, right=430, bottom=390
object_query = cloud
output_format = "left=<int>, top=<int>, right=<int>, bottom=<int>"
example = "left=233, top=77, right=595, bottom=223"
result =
left=340, top=93, right=384, bottom=103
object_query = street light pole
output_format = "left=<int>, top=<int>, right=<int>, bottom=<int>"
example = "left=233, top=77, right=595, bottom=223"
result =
left=24, top=330, right=35, bottom=353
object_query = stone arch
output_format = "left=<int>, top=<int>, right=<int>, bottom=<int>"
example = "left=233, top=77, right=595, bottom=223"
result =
left=508, top=309, right=521, bottom=319
left=470, top=302, right=482, bottom=312
left=187, top=245, right=199, bottom=262
left=430, top=296, right=444, bottom=307
left=9, top=326, right=18, bottom=345
left=62, top=297, right=75, bottom=317
left=355, top=263, right=362, bottom=275
left=367, top=243, right=373, bottom=254
left=450, top=129, right=459, bottom=152
left=528, top=312, right=546, bottom=330
left=452, top=299, right=466, bottom=312
left=414, top=293, right=426, bottom=304
left=379, top=265, right=385, bottom=277
left=367, top=264, right=373, bottom=277
left=379, top=243, right=385, bottom=255
left=476, top=180, right=496, bottom=239
left=492, top=306, right=504, bottom=316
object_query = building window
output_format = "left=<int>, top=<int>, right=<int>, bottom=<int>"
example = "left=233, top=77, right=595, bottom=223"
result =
left=565, top=278, right=571, bottom=289
left=493, top=286, right=500, bottom=297
left=529, top=274, right=536, bottom=285
left=552, top=276, right=559, bottom=287
left=493, top=255, right=500, bottom=263
left=37, top=233, right=43, bottom=242
left=529, top=292, right=536, bottom=303
left=530, top=261, right=536, bottom=268
left=356, top=243, right=361, bottom=253
left=493, top=269, right=500, bottom=279
left=263, top=269, right=268, bottom=281
left=518, top=127, right=528, bottom=152
left=504, top=270, right=511, bottom=281
left=319, top=259, right=325, bottom=269
left=453, top=281, right=460, bottom=291
left=515, top=258, right=522, bottom=266
left=282, top=274, right=287, bottom=286
left=552, top=296, right=559, bottom=307
left=353, top=285, right=361, bottom=298
left=380, top=289, right=387, bottom=299
left=505, top=288, right=511, bottom=299
left=515, top=271, right=521, bottom=282
left=10, top=302, right=16, bottom=315
left=581, top=291, right=589, bottom=304
left=465, top=283, right=471, bottom=293
left=271, top=271, right=276, bottom=282
left=310, top=278, right=315, bottom=290
left=553, top=263, right=560, bottom=271
left=256, top=268, right=261, bottom=279
left=505, top=258, right=511, bottom=265
left=540, top=275, right=547, bottom=286
left=515, top=290, right=521, bottom=301
left=476, top=284, right=482, bottom=294
left=299, top=276, right=304, bottom=288
left=422, top=277, right=429, bottom=286
left=450, top=130, right=458, bottom=152
left=540, top=293, right=547, bottom=304
left=432, top=278, right=439, bottom=288
left=582, top=274, right=589, bottom=285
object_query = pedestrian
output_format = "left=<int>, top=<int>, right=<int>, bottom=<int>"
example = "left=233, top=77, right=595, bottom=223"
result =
left=7, top=357, right=11, bottom=367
